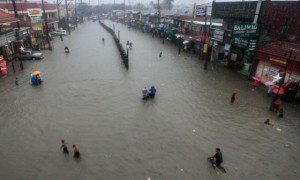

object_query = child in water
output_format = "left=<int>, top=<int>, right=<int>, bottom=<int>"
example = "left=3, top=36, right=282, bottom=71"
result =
left=61, top=140, right=69, bottom=154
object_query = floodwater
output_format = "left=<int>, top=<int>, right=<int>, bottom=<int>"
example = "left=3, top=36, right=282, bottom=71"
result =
left=0, top=21, right=300, bottom=180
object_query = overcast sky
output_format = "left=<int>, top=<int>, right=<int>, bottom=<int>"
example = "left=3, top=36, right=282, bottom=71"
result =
left=80, top=0, right=209, bottom=5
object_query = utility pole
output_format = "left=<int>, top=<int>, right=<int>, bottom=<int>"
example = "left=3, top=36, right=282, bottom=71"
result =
left=253, top=0, right=262, bottom=24
left=42, top=0, right=52, bottom=50
left=157, top=0, right=160, bottom=28
left=75, top=0, right=77, bottom=28
left=65, top=0, right=70, bottom=34
left=57, top=0, right=60, bottom=28
left=124, top=0, right=126, bottom=23
left=12, top=0, right=23, bottom=71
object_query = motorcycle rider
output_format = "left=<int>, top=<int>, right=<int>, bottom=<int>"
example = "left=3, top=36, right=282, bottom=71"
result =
left=210, top=148, right=223, bottom=168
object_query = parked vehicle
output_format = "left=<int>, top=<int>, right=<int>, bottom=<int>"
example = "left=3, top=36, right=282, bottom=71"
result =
left=51, top=30, right=67, bottom=36
left=15, top=50, right=44, bottom=60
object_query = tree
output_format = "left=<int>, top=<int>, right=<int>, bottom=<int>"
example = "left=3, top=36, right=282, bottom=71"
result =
left=163, top=0, right=174, bottom=10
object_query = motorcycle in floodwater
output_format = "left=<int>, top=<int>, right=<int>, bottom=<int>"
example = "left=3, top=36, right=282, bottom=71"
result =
left=207, top=157, right=227, bottom=173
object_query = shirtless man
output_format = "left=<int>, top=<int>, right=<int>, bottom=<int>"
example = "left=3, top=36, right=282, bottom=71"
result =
left=73, top=144, right=80, bottom=158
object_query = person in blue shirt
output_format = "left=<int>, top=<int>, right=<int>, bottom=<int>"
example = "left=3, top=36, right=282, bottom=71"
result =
left=149, top=86, right=157, bottom=98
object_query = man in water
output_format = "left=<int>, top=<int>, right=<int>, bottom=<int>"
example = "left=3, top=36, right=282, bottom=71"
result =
left=211, top=148, right=223, bottom=168
left=15, top=77, right=18, bottom=85
left=73, top=144, right=80, bottom=158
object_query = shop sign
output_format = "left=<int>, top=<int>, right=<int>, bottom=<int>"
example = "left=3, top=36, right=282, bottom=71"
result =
left=203, top=44, right=208, bottom=53
left=212, top=29, right=224, bottom=42
left=232, top=24, right=258, bottom=38
left=28, top=9, right=42, bottom=17
left=248, top=39, right=257, bottom=51
left=269, top=57, right=286, bottom=65
left=232, top=38, right=248, bottom=49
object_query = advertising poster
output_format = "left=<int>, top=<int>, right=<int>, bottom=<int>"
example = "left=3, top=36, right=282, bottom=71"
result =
left=31, top=16, right=43, bottom=31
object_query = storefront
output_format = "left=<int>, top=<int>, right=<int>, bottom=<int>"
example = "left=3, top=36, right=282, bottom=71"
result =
left=252, top=41, right=300, bottom=101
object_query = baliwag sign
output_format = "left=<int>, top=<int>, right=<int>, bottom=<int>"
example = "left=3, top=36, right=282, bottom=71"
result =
left=232, top=24, right=258, bottom=38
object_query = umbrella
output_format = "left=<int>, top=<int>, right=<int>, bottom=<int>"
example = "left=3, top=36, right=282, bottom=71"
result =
left=252, top=75, right=261, bottom=81
left=32, top=71, right=41, bottom=75
left=264, top=81, right=273, bottom=86
left=273, top=88, right=284, bottom=95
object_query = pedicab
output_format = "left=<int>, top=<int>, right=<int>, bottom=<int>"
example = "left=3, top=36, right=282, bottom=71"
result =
left=31, top=70, right=42, bottom=85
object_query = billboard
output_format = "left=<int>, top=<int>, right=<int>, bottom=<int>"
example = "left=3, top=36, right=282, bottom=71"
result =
left=28, top=9, right=42, bottom=17
left=193, top=4, right=206, bottom=18
left=212, top=1, right=260, bottom=19
left=30, top=16, right=43, bottom=31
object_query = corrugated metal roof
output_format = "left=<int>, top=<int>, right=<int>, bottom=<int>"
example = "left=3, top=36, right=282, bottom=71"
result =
left=0, top=9, right=19, bottom=24
left=257, top=41, right=300, bottom=62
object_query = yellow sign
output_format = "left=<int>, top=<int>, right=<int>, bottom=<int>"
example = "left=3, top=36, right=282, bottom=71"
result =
left=269, top=57, right=286, bottom=65
left=203, top=44, right=208, bottom=53
left=28, top=9, right=42, bottom=17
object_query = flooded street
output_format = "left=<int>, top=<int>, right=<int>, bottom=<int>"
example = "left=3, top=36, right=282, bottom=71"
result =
left=0, top=21, right=300, bottom=180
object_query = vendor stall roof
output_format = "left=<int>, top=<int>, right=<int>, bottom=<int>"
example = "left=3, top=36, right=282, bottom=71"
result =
left=181, top=19, right=222, bottom=27
left=192, top=21, right=223, bottom=27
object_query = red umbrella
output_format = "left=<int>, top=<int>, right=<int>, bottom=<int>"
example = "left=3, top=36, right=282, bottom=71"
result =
left=273, top=88, right=284, bottom=95
left=252, top=76, right=261, bottom=81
